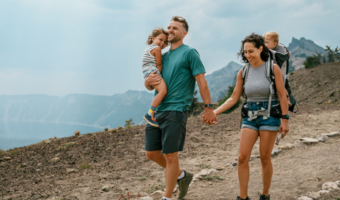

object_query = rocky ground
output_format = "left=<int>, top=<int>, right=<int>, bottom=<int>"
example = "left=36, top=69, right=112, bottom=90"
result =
left=0, top=62, right=339, bottom=200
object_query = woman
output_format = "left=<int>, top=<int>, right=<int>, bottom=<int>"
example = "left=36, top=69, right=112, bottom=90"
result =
left=213, top=33, right=289, bottom=200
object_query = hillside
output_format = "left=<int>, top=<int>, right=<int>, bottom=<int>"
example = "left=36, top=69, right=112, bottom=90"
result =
left=0, top=62, right=339, bottom=200
left=0, top=90, right=153, bottom=128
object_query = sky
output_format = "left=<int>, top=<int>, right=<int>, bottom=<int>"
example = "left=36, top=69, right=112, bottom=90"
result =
left=0, top=0, right=339, bottom=96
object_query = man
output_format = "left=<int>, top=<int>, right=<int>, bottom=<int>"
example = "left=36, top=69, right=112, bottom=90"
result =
left=144, top=16, right=216, bottom=200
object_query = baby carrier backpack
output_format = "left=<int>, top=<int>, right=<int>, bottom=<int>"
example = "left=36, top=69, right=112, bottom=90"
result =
left=269, top=44, right=298, bottom=113
left=240, top=47, right=298, bottom=124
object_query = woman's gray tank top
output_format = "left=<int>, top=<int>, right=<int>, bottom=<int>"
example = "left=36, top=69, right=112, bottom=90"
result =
left=244, top=62, right=278, bottom=102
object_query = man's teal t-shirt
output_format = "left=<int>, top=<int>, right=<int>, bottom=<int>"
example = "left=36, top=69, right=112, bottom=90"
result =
left=156, top=44, right=206, bottom=112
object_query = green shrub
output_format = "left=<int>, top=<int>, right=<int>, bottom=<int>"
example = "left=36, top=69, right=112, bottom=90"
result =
left=0, top=149, right=4, bottom=157
left=104, top=128, right=109, bottom=131
left=140, top=176, right=147, bottom=181
left=80, top=161, right=91, bottom=169
left=303, top=56, right=319, bottom=68
left=218, top=86, right=241, bottom=114
left=125, top=119, right=134, bottom=129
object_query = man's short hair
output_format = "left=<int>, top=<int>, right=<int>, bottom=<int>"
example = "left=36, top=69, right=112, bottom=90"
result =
left=263, top=31, right=279, bottom=43
left=171, top=16, right=189, bottom=32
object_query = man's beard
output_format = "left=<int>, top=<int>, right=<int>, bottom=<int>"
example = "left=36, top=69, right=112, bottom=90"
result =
left=169, top=35, right=181, bottom=43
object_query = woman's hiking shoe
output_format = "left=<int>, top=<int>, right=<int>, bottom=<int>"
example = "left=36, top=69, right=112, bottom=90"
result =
left=259, top=193, right=270, bottom=200
left=143, top=113, right=159, bottom=127
left=237, top=196, right=250, bottom=200
left=177, top=171, right=193, bottom=199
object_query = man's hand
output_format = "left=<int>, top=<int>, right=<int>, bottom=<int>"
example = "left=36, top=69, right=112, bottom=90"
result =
left=201, top=108, right=217, bottom=125
left=144, top=70, right=162, bottom=90
left=279, top=119, right=289, bottom=138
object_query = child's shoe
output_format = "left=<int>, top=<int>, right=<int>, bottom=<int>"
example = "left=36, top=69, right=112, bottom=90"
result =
left=143, top=113, right=159, bottom=127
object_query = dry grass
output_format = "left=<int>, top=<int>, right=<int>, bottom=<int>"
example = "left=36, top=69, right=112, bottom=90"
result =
left=74, top=130, right=80, bottom=136
left=118, top=126, right=124, bottom=130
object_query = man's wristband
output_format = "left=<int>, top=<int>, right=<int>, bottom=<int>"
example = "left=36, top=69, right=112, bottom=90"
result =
left=205, top=104, right=213, bottom=109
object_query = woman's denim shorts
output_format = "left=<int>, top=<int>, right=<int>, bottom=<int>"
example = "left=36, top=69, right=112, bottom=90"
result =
left=241, top=101, right=281, bottom=132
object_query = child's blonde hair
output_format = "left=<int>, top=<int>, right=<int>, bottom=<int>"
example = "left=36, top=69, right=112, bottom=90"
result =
left=146, top=28, right=168, bottom=45
left=263, top=31, right=279, bottom=43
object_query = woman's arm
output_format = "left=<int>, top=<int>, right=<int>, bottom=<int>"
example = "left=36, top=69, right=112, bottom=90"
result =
left=273, top=64, right=289, bottom=137
left=150, top=47, right=163, bottom=74
left=214, top=70, right=244, bottom=115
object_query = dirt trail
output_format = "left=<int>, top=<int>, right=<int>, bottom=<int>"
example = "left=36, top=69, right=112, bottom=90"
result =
left=0, top=63, right=340, bottom=200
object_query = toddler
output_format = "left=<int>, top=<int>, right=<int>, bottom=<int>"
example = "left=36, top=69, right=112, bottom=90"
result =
left=142, top=28, right=168, bottom=127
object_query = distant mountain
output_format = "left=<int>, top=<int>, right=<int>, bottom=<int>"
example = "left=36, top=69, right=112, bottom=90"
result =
left=196, top=61, right=243, bottom=102
left=287, top=37, right=326, bottom=71
left=0, top=90, right=153, bottom=129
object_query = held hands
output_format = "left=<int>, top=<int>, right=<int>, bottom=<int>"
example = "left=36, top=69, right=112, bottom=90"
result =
left=279, top=119, right=289, bottom=139
left=201, top=109, right=217, bottom=125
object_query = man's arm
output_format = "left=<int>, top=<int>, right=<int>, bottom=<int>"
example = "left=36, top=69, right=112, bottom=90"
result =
left=195, top=73, right=217, bottom=125
left=144, top=70, right=162, bottom=91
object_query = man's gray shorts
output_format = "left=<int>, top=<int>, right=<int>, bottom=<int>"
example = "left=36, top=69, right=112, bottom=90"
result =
left=145, top=111, right=188, bottom=154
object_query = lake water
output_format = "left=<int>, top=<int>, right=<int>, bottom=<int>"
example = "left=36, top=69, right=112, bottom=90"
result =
left=0, top=121, right=102, bottom=150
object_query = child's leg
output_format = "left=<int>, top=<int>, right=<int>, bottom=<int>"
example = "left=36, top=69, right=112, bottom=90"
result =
left=146, top=78, right=167, bottom=120
left=151, top=78, right=167, bottom=108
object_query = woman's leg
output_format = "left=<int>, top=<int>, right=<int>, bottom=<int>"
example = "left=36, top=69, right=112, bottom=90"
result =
left=238, top=128, right=259, bottom=199
left=259, top=130, right=278, bottom=196
left=151, top=78, right=167, bottom=108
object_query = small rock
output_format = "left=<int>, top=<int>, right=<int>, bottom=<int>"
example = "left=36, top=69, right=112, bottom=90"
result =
left=335, top=180, right=340, bottom=187
left=329, top=90, right=335, bottom=97
left=297, top=196, right=312, bottom=200
left=216, top=165, right=226, bottom=170
left=232, top=161, right=238, bottom=166
left=250, top=155, right=258, bottom=159
left=318, top=190, right=330, bottom=195
left=102, top=184, right=114, bottom=192
left=293, top=140, right=304, bottom=147
left=299, top=138, right=319, bottom=143
left=139, top=197, right=153, bottom=200
left=150, top=190, right=163, bottom=199
left=271, top=149, right=282, bottom=157
left=322, top=132, right=340, bottom=137
left=3, top=157, right=11, bottom=160
left=278, top=143, right=294, bottom=150
left=322, top=182, right=339, bottom=191
left=306, top=192, right=320, bottom=199
left=66, top=168, right=78, bottom=174
left=316, top=135, right=328, bottom=142
left=51, top=157, right=60, bottom=162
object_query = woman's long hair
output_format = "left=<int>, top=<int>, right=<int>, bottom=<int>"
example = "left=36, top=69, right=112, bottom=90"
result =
left=238, top=33, right=269, bottom=63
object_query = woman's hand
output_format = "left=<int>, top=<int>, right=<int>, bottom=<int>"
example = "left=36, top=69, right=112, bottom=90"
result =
left=279, top=119, right=289, bottom=138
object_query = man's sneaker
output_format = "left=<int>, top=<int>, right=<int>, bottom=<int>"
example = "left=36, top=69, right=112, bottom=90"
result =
left=143, top=113, right=159, bottom=127
left=177, top=170, right=193, bottom=199
left=237, top=197, right=250, bottom=200
left=259, top=193, right=270, bottom=200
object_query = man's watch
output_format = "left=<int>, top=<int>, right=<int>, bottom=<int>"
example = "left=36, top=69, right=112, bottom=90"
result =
left=205, top=104, right=213, bottom=109
left=282, top=115, right=290, bottom=120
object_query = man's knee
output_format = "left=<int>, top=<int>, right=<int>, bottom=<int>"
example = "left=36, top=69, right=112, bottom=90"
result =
left=146, top=151, right=162, bottom=161
left=164, top=152, right=178, bottom=165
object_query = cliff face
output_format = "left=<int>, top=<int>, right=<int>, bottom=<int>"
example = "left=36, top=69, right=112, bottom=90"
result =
left=287, top=37, right=326, bottom=71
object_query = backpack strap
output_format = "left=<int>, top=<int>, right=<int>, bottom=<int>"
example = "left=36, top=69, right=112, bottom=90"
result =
left=241, top=64, right=250, bottom=100
left=265, top=56, right=275, bottom=120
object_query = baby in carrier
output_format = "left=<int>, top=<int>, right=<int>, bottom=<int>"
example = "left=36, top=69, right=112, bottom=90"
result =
left=263, top=31, right=292, bottom=107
